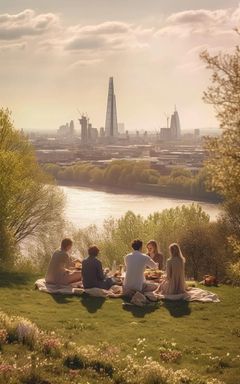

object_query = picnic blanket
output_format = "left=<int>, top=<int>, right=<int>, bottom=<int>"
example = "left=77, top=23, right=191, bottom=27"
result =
left=35, top=279, right=220, bottom=303
left=35, top=278, right=122, bottom=298
left=155, top=288, right=220, bottom=303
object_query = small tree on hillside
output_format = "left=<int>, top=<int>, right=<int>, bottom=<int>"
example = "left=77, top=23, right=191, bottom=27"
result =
left=0, top=109, right=65, bottom=268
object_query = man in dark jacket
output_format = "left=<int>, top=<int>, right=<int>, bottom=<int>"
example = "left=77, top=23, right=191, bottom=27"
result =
left=82, top=245, right=114, bottom=290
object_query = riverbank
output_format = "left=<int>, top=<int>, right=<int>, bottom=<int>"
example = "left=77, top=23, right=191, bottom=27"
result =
left=57, top=179, right=221, bottom=204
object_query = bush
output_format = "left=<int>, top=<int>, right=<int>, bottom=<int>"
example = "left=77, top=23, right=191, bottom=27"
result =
left=71, top=205, right=233, bottom=279
left=63, top=354, right=86, bottom=370
left=0, top=312, right=39, bottom=348
left=179, top=222, right=228, bottom=280
left=227, top=261, right=240, bottom=286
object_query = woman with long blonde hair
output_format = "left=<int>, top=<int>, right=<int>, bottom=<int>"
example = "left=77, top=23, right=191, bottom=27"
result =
left=157, top=243, right=187, bottom=295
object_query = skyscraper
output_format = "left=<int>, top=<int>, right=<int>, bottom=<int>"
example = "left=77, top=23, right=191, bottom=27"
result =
left=170, top=106, right=181, bottom=139
left=105, top=77, right=118, bottom=137
left=79, top=114, right=88, bottom=142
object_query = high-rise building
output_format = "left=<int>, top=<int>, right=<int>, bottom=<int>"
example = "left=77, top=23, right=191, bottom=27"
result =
left=57, top=121, right=75, bottom=137
left=194, top=128, right=200, bottom=137
left=100, top=127, right=105, bottom=137
left=105, top=77, right=118, bottom=137
left=118, top=122, right=125, bottom=134
left=79, top=115, right=88, bottom=142
left=69, top=120, right=75, bottom=134
left=170, top=106, right=181, bottom=139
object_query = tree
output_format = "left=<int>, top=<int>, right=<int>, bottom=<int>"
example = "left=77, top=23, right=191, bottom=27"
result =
left=180, top=222, right=228, bottom=280
left=0, top=109, right=65, bottom=268
left=200, top=42, right=240, bottom=237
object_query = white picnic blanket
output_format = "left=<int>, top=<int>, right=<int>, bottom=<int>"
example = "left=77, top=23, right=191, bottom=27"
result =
left=35, top=278, right=122, bottom=298
left=35, top=279, right=220, bottom=303
left=156, top=287, right=220, bottom=302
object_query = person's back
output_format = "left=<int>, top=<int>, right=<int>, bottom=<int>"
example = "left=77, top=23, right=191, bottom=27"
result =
left=45, top=249, right=71, bottom=284
left=82, top=256, right=104, bottom=289
left=45, top=238, right=82, bottom=286
left=123, top=239, right=158, bottom=292
left=82, top=245, right=114, bottom=290
left=166, top=243, right=186, bottom=294
left=166, top=257, right=185, bottom=294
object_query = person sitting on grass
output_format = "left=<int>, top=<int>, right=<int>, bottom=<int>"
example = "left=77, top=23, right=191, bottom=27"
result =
left=123, top=239, right=158, bottom=296
left=156, top=243, right=187, bottom=295
left=146, top=240, right=164, bottom=270
left=45, top=238, right=81, bottom=286
left=82, top=245, right=114, bottom=290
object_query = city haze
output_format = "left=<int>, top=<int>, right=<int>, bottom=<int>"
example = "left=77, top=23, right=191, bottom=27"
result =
left=0, top=0, right=239, bottom=131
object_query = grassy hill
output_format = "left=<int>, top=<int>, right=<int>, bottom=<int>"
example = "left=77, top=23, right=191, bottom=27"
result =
left=0, top=272, right=239, bottom=384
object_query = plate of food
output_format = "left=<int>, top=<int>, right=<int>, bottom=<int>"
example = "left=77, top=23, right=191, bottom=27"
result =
left=144, top=269, right=163, bottom=280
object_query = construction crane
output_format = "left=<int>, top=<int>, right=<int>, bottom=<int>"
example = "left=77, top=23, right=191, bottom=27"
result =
left=164, top=112, right=170, bottom=128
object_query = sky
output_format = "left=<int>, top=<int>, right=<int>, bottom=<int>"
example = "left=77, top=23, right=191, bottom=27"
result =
left=0, top=0, right=239, bottom=132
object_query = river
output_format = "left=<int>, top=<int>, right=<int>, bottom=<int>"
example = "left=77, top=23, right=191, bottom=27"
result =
left=61, top=186, right=220, bottom=228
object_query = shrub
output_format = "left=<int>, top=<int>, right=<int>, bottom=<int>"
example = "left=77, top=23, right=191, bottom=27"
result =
left=0, top=364, right=13, bottom=382
left=89, top=360, right=114, bottom=377
left=42, top=336, right=62, bottom=357
left=227, top=260, right=240, bottom=286
left=0, top=328, right=8, bottom=346
left=71, top=205, right=234, bottom=279
left=63, top=354, right=86, bottom=370
left=0, top=312, right=39, bottom=348
left=20, top=372, right=52, bottom=384
left=179, top=220, right=230, bottom=280
left=16, top=319, right=39, bottom=348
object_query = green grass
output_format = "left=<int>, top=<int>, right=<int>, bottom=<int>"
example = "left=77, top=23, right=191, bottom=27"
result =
left=0, top=272, right=240, bottom=384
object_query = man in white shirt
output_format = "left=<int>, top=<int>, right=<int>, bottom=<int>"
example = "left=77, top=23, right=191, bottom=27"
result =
left=123, top=239, right=158, bottom=295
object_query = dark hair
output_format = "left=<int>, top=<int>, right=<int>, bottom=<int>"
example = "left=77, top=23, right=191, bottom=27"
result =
left=131, top=239, right=143, bottom=251
left=88, top=245, right=100, bottom=257
left=61, top=238, right=73, bottom=250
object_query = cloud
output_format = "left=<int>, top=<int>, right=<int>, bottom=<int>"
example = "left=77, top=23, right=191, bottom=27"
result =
left=68, top=58, right=103, bottom=70
left=167, top=9, right=228, bottom=26
left=72, top=21, right=131, bottom=35
left=0, top=9, right=59, bottom=40
left=156, top=7, right=239, bottom=37
left=64, top=21, right=151, bottom=52
left=65, top=35, right=107, bottom=51
left=0, top=42, right=27, bottom=52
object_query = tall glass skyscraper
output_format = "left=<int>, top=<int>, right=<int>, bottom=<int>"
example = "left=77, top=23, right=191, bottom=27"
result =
left=105, top=77, right=118, bottom=137
left=170, top=107, right=181, bottom=139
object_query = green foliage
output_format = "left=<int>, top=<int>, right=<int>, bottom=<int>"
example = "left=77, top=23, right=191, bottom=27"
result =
left=179, top=222, right=229, bottom=280
left=0, top=108, right=65, bottom=269
left=72, top=205, right=231, bottom=278
left=200, top=44, right=240, bottom=239
left=44, top=161, right=215, bottom=201
left=227, top=261, right=240, bottom=286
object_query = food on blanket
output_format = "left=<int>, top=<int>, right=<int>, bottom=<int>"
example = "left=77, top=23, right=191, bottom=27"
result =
left=144, top=269, right=163, bottom=280
left=74, top=260, right=82, bottom=270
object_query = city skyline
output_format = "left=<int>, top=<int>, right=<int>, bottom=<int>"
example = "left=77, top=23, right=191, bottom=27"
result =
left=0, top=0, right=239, bottom=131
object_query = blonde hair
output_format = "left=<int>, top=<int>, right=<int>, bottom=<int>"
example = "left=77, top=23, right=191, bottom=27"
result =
left=169, top=243, right=185, bottom=262
left=147, top=240, right=159, bottom=256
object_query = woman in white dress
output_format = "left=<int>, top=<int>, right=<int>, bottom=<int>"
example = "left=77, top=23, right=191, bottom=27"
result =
left=157, top=243, right=187, bottom=295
